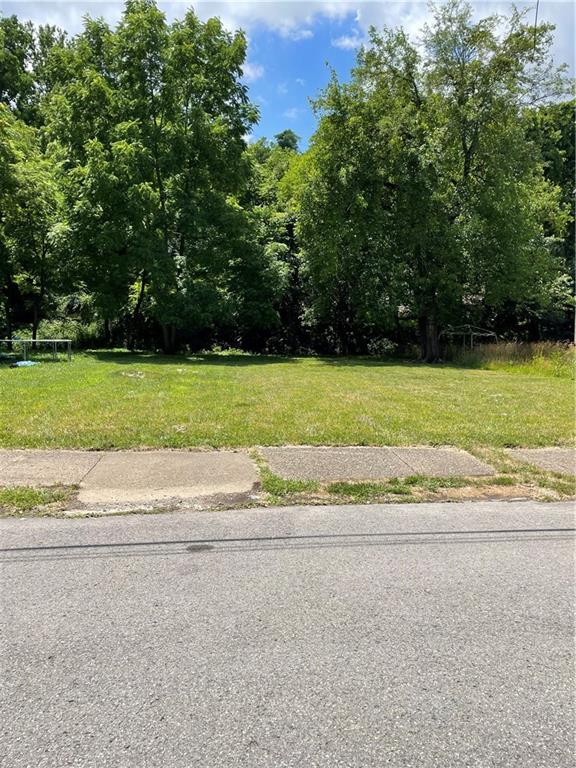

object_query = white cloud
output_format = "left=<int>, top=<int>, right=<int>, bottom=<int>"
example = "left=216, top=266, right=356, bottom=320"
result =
left=3, top=1, right=573, bottom=75
left=242, top=61, right=265, bottom=82
left=193, top=2, right=337, bottom=42
left=277, top=82, right=289, bottom=95
left=284, top=27, right=313, bottom=41
left=296, top=78, right=306, bottom=86
left=331, top=32, right=364, bottom=50
left=283, top=106, right=303, bottom=120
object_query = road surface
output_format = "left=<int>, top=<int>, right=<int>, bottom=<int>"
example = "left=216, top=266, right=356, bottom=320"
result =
left=1, top=501, right=574, bottom=767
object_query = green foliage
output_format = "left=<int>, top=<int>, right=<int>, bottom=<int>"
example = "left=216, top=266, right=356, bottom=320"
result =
left=327, top=481, right=413, bottom=500
left=30, top=318, right=102, bottom=346
left=448, top=341, right=574, bottom=378
left=260, top=469, right=320, bottom=498
left=34, top=0, right=274, bottom=351
left=0, top=104, right=63, bottom=339
left=0, top=1, right=573, bottom=356
left=274, top=129, right=300, bottom=151
left=296, top=1, right=571, bottom=359
left=0, top=15, right=66, bottom=124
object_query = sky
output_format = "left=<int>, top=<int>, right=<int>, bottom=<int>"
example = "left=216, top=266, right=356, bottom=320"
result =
left=1, top=1, right=574, bottom=147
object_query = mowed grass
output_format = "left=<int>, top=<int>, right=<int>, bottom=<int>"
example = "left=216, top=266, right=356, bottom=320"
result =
left=0, top=350, right=573, bottom=449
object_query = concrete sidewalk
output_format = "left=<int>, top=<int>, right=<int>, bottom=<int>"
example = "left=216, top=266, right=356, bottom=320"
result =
left=261, top=446, right=494, bottom=481
left=506, top=448, right=575, bottom=476
left=1, top=446, right=573, bottom=512
left=0, top=450, right=259, bottom=511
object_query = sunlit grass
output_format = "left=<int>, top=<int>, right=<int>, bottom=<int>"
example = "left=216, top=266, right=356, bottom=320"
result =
left=0, top=350, right=573, bottom=449
left=0, top=486, right=73, bottom=516
left=449, top=341, right=575, bottom=378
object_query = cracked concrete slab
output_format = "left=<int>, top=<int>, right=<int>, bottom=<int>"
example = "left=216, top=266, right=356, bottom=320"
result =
left=260, top=446, right=494, bottom=481
left=0, top=450, right=101, bottom=487
left=506, top=448, right=575, bottom=476
left=77, top=450, right=259, bottom=506
left=394, top=448, right=494, bottom=477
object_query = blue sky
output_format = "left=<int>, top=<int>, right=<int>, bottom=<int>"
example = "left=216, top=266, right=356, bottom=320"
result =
left=2, top=1, right=574, bottom=147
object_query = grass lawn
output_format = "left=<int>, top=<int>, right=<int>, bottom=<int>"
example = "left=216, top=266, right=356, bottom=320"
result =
left=0, top=350, right=573, bottom=449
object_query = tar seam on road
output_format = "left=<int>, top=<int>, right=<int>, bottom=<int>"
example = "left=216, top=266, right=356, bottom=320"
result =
left=1, top=527, right=573, bottom=553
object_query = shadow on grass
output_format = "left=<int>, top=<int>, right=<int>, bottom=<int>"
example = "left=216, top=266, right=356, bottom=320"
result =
left=83, top=349, right=509, bottom=373
left=86, top=350, right=301, bottom=367
left=86, top=350, right=432, bottom=369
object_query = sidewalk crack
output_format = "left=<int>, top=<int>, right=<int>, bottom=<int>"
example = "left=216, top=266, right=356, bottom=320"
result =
left=78, top=453, right=106, bottom=486
left=390, top=448, right=418, bottom=475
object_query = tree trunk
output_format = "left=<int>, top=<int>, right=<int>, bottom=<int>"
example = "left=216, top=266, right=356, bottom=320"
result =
left=32, top=298, right=40, bottom=349
left=127, top=271, right=147, bottom=351
left=4, top=293, right=12, bottom=350
left=104, top=317, right=111, bottom=347
left=420, top=314, right=440, bottom=363
left=161, top=323, right=177, bottom=354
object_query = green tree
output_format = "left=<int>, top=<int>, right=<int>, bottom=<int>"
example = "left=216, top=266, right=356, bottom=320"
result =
left=298, top=1, right=570, bottom=359
left=524, top=100, right=575, bottom=338
left=0, top=15, right=66, bottom=124
left=44, top=0, right=267, bottom=351
left=274, top=129, right=300, bottom=151
left=0, top=105, right=61, bottom=340
left=246, top=133, right=306, bottom=351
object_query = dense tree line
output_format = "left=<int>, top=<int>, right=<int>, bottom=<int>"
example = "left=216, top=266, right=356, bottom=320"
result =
left=1, top=0, right=574, bottom=359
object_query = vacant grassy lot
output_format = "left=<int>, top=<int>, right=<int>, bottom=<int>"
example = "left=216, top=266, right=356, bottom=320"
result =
left=0, top=351, right=573, bottom=449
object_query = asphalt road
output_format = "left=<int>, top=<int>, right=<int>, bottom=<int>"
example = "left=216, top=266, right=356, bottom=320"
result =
left=1, top=501, right=574, bottom=768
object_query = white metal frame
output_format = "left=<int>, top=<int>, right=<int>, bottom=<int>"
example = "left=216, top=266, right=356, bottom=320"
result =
left=0, top=339, right=72, bottom=362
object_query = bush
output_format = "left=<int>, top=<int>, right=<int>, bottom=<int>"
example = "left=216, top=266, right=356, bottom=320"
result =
left=16, top=319, right=104, bottom=348
left=366, top=338, right=398, bottom=357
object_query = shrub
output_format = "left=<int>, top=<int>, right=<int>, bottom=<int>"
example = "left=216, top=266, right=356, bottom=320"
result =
left=15, top=319, right=103, bottom=348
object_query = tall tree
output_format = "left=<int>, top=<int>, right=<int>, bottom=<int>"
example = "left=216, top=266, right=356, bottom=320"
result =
left=44, top=0, right=269, bottom=351
left=246, top=132, right=307, bottom=351
left=0, top=15, right=66, bottom=124
left=274, top=129, right=300, bottom=152
left=298, top=1, right=570, bottom=359
left=0, top=105, right=61, bottom=340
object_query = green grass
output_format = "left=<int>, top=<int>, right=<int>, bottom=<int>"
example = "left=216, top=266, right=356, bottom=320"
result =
left=259, top=469, right=320, bottom=498
left=449, top=341, right=575, bottom=378
left=327, top=481, right=413, bottom=501
left=260, top=460, right=574, bottom=507
left=0, top=486, right=73, bottom=516
left=0, top=350, right=573, bottom=449
left=326, top=476, right=468, bottom=502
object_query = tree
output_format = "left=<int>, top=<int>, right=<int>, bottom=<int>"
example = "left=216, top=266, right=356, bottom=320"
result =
left=524, top=100, right=575, bottom=339
left=274, top=129, right=300, bottom=151
left=246, top=132, right=307, bottom=351
left=0, top=15, right=66, bottom=124
left=0, top=104, right=61, bottom=340
left=298, top=1, right=570, bottom=359
left=43, top=0, right=269, bottom=351
left=1, top=1, right=573, bottom=356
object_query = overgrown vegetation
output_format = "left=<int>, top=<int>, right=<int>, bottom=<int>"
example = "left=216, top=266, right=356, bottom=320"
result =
left=1, top=0, right=573, bottom=360
left=447, top=342, right=575, bottom=377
